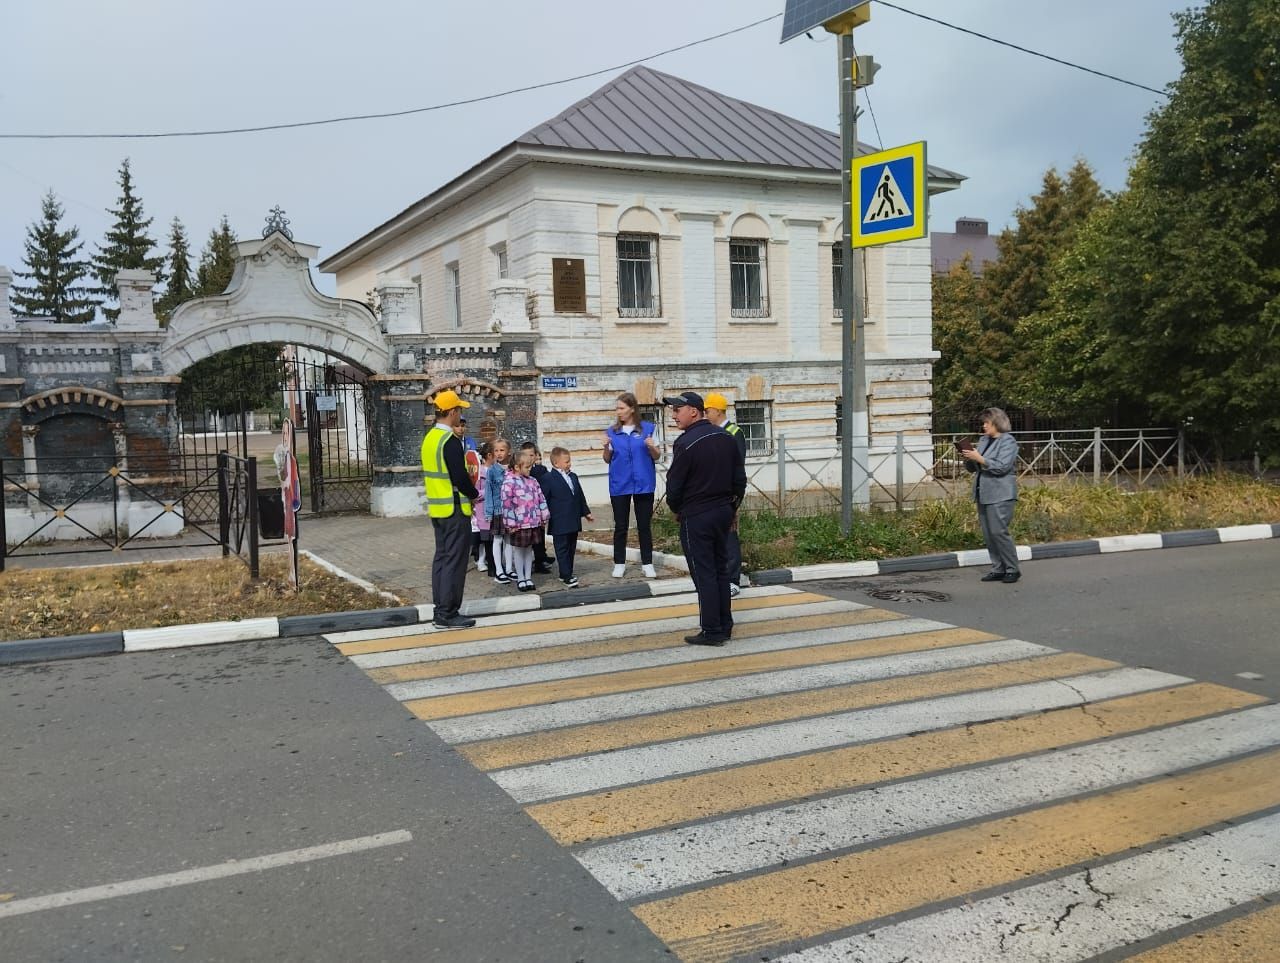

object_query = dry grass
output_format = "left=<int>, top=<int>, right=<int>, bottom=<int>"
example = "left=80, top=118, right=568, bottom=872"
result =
left=1, top=555, right=389, bottom=643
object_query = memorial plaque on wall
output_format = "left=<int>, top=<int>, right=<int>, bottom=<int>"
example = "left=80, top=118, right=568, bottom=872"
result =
left=552, top=258, right=587, bottom=313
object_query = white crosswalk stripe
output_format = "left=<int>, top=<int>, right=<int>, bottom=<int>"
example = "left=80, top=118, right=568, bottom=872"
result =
left=331, top=587, right=1280, bottom=963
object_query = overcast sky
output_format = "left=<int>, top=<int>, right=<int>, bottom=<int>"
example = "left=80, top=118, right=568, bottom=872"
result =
left=2, top=0, right=1189, bottom=297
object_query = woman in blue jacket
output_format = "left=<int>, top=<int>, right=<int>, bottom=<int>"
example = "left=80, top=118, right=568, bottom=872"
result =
left=601, top=392, right=661, bottom=578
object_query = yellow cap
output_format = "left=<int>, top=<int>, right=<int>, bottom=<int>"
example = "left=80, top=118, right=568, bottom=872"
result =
left=704, top=392, right=730, bottom=412
left=432, top=389, right=471, bottom=411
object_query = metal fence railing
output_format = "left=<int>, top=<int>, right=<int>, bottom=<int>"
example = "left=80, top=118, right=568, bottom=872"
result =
left=1, top=452, right=285, bottom=575
left=647, top=427, right=1207, bottom=518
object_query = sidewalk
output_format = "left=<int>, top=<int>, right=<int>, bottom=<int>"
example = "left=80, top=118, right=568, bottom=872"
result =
left=1, top=509, right=675, bottom=604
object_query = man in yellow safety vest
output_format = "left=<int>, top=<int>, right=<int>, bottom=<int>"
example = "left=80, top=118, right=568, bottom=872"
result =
left=421, top=389, right=480, bottom=628
left=704, top=392, right=748, bottom=597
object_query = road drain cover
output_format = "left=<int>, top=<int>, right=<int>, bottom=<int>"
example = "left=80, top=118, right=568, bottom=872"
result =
left=867, top=588, right=951, bottom=603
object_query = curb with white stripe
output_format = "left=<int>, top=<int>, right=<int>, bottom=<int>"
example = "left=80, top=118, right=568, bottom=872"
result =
left=3, top=520, right=1275, bottom=666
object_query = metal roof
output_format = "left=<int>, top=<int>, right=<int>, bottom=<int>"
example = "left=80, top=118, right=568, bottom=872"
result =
left=321, top=66, right=963, bottom=271
left=516, top=66, right=963, bottom=180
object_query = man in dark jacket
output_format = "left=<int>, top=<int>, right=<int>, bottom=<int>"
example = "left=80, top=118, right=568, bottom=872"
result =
left=662, top=392, right=747, bottom=646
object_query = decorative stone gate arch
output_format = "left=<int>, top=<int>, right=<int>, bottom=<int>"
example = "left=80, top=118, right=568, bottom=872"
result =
left=1, top=212, right=540, bottom=527
left=161, top=231, right=387, bottom=375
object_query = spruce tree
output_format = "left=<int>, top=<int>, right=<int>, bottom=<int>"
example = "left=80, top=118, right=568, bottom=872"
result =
left=194, top=216, right=238, bottom=296
left=157, top=216, right=195, bottom=322
left=11, top=191, right=99, bottom=323
left=91, top=158, right=165, bottom=322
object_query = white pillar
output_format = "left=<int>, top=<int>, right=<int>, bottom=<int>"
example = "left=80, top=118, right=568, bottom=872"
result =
left=487, top=280, right=531, bottom=333
left=0, top=266, right=14, bottom=329
left=377, top=280, right=423, bottom=336
left=115, top=269, right=160, bottom=332
left=678, top=213, right=718, bottom=357
left=21, top=424, right=39, bottom=512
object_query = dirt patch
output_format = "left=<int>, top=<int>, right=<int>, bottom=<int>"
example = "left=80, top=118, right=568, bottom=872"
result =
left=1, top=556, right=389, bottom=642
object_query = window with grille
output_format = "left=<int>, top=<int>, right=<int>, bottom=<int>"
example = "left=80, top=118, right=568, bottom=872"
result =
left=730, top=240, right=769, bottom=317
left=445, top=263, right=461, bottom=329
left=735, top=401, right=773, bottom=455
left=617, top=234, right=660, bottom=317
left=637, top=403, right=667, bottom=450
left=831, top=244, right=844, bottom=317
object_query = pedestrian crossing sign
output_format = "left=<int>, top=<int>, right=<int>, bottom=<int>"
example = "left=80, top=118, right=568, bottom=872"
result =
left=852, top=141, right=928, bottom=248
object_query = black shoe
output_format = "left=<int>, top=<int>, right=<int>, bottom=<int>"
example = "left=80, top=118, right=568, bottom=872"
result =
left=980, top=571, right=1006, bottom=582
left=684, top=631, right=729, bottom=646
left=561, top=575, right=579, bottom=588
left=1002, top=572, right=1021, bottom=584
left=433, top=614, right=476, bottom=629
left=533, top=563, right=555, bottom=575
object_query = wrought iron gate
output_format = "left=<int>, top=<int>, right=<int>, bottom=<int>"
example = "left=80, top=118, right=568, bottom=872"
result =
left=177, top=345, right=373, bottom=516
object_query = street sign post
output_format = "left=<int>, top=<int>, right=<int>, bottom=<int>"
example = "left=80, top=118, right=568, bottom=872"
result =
left=783, top=0, right=877, bottom=533
left=853, top=141, right=928, bottom=247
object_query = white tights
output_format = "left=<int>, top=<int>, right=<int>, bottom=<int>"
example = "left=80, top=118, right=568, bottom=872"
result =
left=493, top=532, right=515, bottom=574
left=511, top=545, right=533, bottom=583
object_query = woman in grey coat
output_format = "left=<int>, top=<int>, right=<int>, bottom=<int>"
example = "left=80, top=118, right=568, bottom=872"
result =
left=961, top=407, right=1020, bottom=583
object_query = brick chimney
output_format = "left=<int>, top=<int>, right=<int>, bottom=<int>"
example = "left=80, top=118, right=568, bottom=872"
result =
left=955, top=218, right=989, bottom=236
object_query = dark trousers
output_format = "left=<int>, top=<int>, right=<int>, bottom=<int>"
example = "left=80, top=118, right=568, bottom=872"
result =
left=726, top=528, right=743, bottom=586
left=680, top=503, right=734, bottom=635
left=552, top=531, right=579, bottom=580
left=431, top=512, right=471, bottom=620
left=612, top=492, right=654, bottom=564
left=533, top=534, right=550, bottom=567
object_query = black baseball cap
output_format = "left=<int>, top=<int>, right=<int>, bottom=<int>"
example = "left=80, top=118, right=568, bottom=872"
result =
left=661, top=391, right=704, bottom=410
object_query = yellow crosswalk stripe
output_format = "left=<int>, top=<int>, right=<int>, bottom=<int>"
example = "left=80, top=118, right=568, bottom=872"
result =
left=367, top=609, right=899, bottom=685
left=526, top=682, right=1263, bottom=845
left=632, top=748, right=1280, bottom=963
left=1125, top=901, right=1280, bottom=962
left=335, top=591, right=831, bottom=657
left=462, top=651, right=1117, bottom=771
left=404, top=626, right=1000, bottom=721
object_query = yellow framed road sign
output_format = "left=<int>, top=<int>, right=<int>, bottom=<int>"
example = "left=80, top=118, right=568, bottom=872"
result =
left=852, top=141, right=928, bottom=248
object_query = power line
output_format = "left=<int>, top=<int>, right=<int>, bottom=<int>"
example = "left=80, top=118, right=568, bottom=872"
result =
left=874, top=1, right=1171, bottom=98
left=0, top=13, right=782, bottom=141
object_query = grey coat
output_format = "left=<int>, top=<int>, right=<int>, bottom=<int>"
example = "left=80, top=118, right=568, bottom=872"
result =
left=965, top=432, right=1019, bottom=504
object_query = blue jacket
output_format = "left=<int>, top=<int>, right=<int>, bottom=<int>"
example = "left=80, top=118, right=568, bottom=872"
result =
left=605, top=421, right=658, bottom=497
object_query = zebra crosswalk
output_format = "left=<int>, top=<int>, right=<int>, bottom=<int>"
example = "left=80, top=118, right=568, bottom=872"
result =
left=327, top=586, right=1280, bottom=962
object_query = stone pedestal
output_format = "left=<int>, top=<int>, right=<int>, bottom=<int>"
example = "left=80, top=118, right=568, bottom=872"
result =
left=488, top=280, right=532, bottom=334
left=369, top=374, right=431, bottom=517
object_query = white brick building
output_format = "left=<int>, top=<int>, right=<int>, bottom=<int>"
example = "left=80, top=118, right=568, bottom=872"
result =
left=321, top=67, right=963, bottom=504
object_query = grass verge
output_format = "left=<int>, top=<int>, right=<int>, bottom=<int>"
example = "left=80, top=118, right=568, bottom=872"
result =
left=637, top=475, right=1280, bottom=571
left=2, top=555, right=388, bottom=643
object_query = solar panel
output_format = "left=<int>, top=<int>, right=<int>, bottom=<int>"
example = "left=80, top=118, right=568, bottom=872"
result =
left=780, top=0, right=871, bottom=43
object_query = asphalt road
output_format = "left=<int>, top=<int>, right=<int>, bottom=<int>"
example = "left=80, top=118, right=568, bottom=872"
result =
left=0, top=636, right=670, bottom=962
left=0, top=538, right=1274, bottom=962
left=811, top=538, right=1279, bottom=702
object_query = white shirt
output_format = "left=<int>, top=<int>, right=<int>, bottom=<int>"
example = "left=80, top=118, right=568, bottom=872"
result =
left=559, top=469, right=574, bottom=494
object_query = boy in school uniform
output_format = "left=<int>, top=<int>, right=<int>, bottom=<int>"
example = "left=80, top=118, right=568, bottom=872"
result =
left=539, top=446, right=593, bottom=588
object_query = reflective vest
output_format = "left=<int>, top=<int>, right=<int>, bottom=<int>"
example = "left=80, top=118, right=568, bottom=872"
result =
left=421, top=425, right=472, bottom=518
left=725, top=422, right=743, bottom=439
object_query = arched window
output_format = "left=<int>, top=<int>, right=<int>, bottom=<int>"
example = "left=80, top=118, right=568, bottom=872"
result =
left=729, top=214, right=771, bottom=318
left=616, top=207, right=662, bottom=318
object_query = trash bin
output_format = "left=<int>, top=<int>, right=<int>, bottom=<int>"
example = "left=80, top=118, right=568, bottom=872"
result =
left=257, top=490, right=285, bottom=539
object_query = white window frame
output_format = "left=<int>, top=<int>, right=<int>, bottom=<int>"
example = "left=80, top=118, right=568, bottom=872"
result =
left=617, top=233, right=661, bottom=318
left=492, top=243, right=509, bottom=280
left=734, top=400, right=773, bottom=455
left=445, top=262, right=461, bottom=329
left=729, top=239, right=770, bottom=318
left=831, top=244, right=844, bottom=317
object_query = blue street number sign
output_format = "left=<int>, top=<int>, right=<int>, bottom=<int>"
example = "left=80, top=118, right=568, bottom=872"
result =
left=541, top=376, right=578, bottom=389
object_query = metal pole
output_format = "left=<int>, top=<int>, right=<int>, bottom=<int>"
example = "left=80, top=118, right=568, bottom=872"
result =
left=1093, top=427, right=1102, bottom=484
left=247, top=456, right=260, bottom=579
left=776, top=434, right=787, bottom=518
left=1177, top=428, right=1185, bottom=478
left=895, top=430, right=904, bottom=510
left=839, top=31, right=868, bottom=534
left=0, top=457, right=6, bottom=573
left=217, top=451, right=230, bottom=557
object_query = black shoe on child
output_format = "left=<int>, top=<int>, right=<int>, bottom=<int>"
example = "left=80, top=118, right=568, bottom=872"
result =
left=684, top=631, right=729, bottom=647
left=494, top=573, right=511, bottom=584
